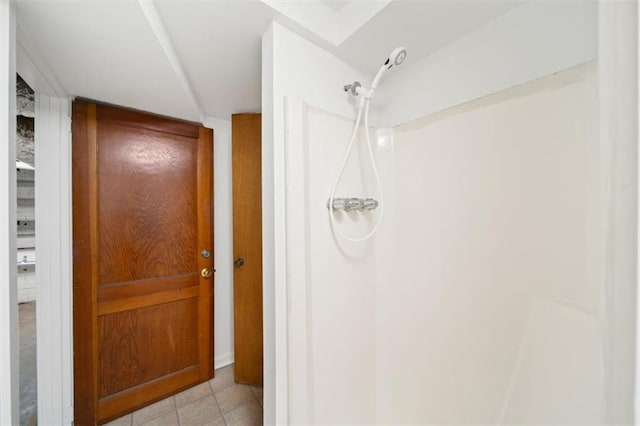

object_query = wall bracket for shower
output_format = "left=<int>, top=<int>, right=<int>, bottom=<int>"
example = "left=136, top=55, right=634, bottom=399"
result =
left=327, top=197, right=379, bottom=212
left=343, top=81, right=362, bottom=96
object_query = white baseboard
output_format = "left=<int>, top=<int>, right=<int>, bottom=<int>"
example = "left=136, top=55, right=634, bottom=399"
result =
left=214, top=352, right=234, bottom=370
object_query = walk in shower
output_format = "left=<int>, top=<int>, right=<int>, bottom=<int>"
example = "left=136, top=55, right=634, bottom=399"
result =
left=286, top=64, right=600, bottom=424
left=263, top=0, right=635, bottom=423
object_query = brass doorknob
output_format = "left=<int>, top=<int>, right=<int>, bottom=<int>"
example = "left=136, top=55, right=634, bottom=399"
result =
left=201, top=268, right=213, bottom=278
left=234, top=257, right=245, bottom=268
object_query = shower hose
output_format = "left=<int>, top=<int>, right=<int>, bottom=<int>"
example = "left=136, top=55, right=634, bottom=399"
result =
left=328, top=97, right=384, bottom=243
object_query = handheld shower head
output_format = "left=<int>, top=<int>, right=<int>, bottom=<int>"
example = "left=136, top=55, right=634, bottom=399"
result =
left=371, top=46, right=407, bottom=90
left=386, top=47, right=407, bottom=68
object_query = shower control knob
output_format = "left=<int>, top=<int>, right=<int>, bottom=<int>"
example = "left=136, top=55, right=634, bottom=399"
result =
left=234, top=257, right=245, bottom=268
left=344, top=198, right=363, bottom=212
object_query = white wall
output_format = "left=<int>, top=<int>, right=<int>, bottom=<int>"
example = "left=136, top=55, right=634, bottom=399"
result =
left=0, top=0, right=18, bottom=423
left=378, top=0, right=597, bottom=127
left=376, top=64, right=601, bottom=424
left=284, top=98, right=378, bottom=424
left=283, top=65, right=602, bottom=424
left=261, top=21, right=373, bottom=424
left=205, top=116, right=235, bottom=369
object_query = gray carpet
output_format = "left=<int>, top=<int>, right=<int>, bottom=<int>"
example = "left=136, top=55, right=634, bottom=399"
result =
left=19, top=302, right=37, bottom=426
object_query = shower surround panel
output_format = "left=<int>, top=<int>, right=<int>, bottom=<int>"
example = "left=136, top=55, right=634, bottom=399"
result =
left=284, top=64, right=602, bottom=424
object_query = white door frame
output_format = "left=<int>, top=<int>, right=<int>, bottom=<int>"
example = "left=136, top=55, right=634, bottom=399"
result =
left=34, top=95, right=73, bottom=424
left=0, top=0, right=19, bottom=424
left=598, top=0, right=638, bottom=423
left=15, top=12, right=74, bottom=425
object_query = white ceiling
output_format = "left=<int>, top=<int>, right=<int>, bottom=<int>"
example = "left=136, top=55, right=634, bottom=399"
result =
left=15, top=0, right=524, bottom=124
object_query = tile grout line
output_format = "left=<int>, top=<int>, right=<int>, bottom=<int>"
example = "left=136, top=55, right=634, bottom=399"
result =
left=250, top=386, right=259, bottom=405
left=133, top=393, right=177, bottom=426
left=174, top=394, right=181, bottom=426
left=210, top=382, right=227, bottom=426
left=119, top=366, right=237, bottom=426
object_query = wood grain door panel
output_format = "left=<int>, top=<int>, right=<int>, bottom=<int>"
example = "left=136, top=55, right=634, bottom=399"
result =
left=73, top=101, right=214, bottom=425
left=98, top=122, right=198, bottom=284
left=98, top=298, right=199, bottom=396
left=232, top=113, right=263, bottom=385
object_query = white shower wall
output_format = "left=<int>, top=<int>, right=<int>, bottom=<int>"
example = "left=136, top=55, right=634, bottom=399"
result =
left=285, top=64, right=602, bottom=423
left=285, top=98, right=379, bottom=424
left=375, top=64, right=601, bottom=423
left=264, top=2, right=605, bottom=422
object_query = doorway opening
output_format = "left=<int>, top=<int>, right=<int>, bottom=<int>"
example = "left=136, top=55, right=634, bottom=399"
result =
left=16, top=74, right=37, bottom=426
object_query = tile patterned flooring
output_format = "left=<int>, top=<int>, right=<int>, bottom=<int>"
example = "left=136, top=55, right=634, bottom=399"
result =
left=105, top=364, right=263, bottom=426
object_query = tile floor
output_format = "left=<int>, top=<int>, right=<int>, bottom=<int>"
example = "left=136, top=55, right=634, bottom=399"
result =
left=105, top=364, right=263, bottom=426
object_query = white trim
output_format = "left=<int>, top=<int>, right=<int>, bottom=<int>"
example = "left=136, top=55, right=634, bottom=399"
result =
left=138, top=0, right=206, bottom=126
left=637, top=0, right=640, bottom=420
left=0, top=0, right=18, bottom=424
left=17, top=15, right=74, bottom=424
left=214, top=352, right=235, bottom=370
left=283, top=97, right=311, bottom=423
left=35, top=94, right=73, bottom=425
left=598, top=0, right=638, bottom=423
left=261, top=24, right=288, bottom=425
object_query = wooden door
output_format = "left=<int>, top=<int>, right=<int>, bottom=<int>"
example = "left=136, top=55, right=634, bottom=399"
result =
left=232, top=113, right=263, bottom=385
left=72, top=101, right=214, bottom=425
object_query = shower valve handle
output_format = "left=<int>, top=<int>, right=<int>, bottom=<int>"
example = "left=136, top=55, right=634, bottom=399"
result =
left=344, top=198, right=364, bottom=212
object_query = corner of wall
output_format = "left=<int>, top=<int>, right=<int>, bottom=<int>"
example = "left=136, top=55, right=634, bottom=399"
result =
left=203, top=115, right=236, bottom=374
left=261, top=22, right=279, bottom=426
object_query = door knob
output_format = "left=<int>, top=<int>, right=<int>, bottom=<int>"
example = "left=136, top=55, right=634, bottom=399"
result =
left=234, top=257, right=245, bottom=268
left=201, top=268, right=213, bottom=278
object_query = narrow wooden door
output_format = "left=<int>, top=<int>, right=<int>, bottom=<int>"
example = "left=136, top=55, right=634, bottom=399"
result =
left=232, top=113, right=263, bottom=385
left=72, top=101, right=214, bottom=425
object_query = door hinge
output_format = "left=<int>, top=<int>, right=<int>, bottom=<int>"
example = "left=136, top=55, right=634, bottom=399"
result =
left=65, top=116, right=72, bottom=133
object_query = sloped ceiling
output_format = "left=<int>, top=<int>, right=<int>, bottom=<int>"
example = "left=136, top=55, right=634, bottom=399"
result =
left=15, top=0, right=524, bottom=124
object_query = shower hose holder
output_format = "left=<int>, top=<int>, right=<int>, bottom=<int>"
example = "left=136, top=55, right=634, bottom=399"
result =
left=343, top=81, right=374, bottom=100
